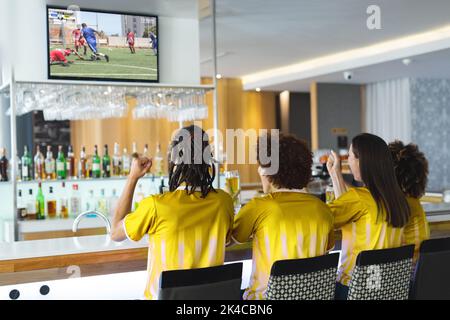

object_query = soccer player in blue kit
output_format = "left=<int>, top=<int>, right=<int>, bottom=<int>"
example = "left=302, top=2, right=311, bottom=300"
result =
left=81, top=23, right=109, bottom=62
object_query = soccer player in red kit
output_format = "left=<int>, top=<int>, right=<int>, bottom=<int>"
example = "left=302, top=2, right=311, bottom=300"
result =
left=72, top=26, right=87, bottom=55
left=126, top=29, right=136, bottom=54
left=78, top=36, right=87, bottom=55
left=50, top=48, right=83, bottom=66
left=72, top=27, right=81, bottom=51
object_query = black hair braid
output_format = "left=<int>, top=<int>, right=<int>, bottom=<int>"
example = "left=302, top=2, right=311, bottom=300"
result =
left=168, top=125, right=216, bottom=198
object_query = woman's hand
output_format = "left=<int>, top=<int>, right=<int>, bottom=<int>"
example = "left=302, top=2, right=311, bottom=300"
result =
left=326, top=150, right=341, bottom=176
left=129, top=156, right=152, bottom=181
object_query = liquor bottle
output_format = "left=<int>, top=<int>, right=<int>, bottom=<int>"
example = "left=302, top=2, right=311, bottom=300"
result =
left=33, top=145, right=45, bottom=180
left=112, top=143, right=121, bottom=176
left=36, top=182, right=45, bottom=220
left=44, top=146, right=56, bottom=180
left=97, top=188, right=108, bottom=215
left=0, top=148, right=8, bottom=182
left=102, top=144, right=111, bottom=178
left=134, top=184, right=145, bottom=210
left=143, top=144, right=149, bottom=158
left=92, top=145, right=101, bottom=178
left=47, top=186, right=57, bottom=218
left=108, top=189, right=119, bottom=217
left=17, top=189, right=27, bottom=221
left=79, top=146, right=87, bottom=179
left=16, top=151, right=21, bottom=181
left=67, top=145, right=75, bottom=179
left=159, top=177, right=168, bottom=194
left=122, top=147, right=131, bottom=175
left=132, top=142, right=137, bottom=155
left=27, top=189, right=37, bottom=220
left=154, top=143, right=163, bottom=176
left=85, top=189, right=96, bottom=212
left=56, top=145, right=67, bottom=180
left=21, top=145, right=32, bottom=181
left=60, top=182, right=69, bottom=218
left=69, top=184, right=81, bottom=218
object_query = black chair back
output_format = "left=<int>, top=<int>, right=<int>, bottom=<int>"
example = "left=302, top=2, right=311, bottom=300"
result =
left=410, top=237, right=450, bottom=300
left=266, top=253, right=340, bottom=300
left=347, top=245, right=415, bottom=300
left=158, top=263, right=243, bottom=300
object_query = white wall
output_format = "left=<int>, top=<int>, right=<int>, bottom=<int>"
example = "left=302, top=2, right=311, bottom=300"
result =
left=3, top=0, right=200, bottom=84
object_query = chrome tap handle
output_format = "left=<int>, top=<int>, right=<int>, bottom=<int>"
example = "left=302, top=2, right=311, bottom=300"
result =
left=72, top=210, right=111, bottom=234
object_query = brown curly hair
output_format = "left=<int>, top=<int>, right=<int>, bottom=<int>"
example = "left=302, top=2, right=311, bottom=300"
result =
left=257, top=133, right=312, bottom=189
left=388, top=140, right=428, bottom=198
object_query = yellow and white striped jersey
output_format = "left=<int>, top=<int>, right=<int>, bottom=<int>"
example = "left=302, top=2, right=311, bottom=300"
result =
left=124, top=188, right=234, bottom=300
left=232, top=191, right=335, bottom=300
left=403, top=196, right=430, bottom=261
left=328, top=187, right=429, bottom=286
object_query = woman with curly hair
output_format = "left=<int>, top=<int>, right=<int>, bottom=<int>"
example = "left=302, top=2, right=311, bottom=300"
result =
left=388, top=140, right=430, bottom=261
left=231, top=133, right=334, bottom=300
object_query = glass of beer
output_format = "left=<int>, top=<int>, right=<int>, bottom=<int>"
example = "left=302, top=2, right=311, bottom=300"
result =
left=326, top=184, right=335, bottom=204
left=225, top=170, right=241, bottom=210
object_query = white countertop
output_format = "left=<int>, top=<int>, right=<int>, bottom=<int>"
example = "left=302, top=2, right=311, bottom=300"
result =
left=0, top=235, right=148, bottom=261
left=18, top=217, right=109, bottom=233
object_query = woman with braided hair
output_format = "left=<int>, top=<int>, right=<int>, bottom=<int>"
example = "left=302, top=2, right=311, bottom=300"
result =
left=389, top=140, right=430, bottom=262
left=111, top=125, right=234, bottom=300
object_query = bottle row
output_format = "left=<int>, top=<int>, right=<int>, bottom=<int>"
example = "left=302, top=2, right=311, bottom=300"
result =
left=0, top=142, right=166, bottom=182
left=17, top=180, right=164, bottom=221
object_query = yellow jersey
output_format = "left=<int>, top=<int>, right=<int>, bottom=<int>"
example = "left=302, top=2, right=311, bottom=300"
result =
left=403, top=196, right=430, bottom=261
left=329, top=187, right=408, bottom=286
left=232, top=191, right=335, bottom=300
left=124, top=188, right=234, bottom=300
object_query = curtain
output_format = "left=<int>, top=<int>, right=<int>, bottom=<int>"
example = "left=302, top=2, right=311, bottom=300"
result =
left=365, top=78, right=411, bottom=144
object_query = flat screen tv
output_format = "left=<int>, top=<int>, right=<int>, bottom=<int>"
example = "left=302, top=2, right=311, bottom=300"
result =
left=47, top=6, right=159, bottom=82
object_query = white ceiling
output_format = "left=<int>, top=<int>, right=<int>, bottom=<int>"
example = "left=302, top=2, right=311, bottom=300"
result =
left=200, top=0, right=450, bottom=91
left=266, top=48, right=450, bottom=92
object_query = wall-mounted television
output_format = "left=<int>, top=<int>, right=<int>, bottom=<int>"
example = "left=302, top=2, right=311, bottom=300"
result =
left=47, top=6, right=159, bottom=82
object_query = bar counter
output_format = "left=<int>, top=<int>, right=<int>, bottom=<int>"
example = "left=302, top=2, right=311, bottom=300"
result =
left=1, top=202, right=450, bottom=287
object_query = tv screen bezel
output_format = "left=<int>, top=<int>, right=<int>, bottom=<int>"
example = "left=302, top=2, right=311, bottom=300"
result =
left=46, top=5, right=159, bottom=83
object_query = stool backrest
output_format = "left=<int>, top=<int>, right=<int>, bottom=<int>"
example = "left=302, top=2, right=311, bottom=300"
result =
left=266, top=253, right=340, bottom=300
left=410, top=237, right=450, bottom=300
left=347, top=245, right=415, bottom=300
left=158, top=263, right=243, bottom=300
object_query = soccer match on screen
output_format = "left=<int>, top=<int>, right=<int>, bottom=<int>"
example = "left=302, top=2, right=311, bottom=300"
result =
left=47, top=7, right=158, bottom=82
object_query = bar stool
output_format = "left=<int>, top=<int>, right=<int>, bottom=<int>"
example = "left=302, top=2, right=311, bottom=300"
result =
left=410, top=237, right=450, bottom=300
left=266, top=253, right=340, bottom=300
left=347, top=245, right=415, bottom=300
left=158, top=263, right=243, bottom=300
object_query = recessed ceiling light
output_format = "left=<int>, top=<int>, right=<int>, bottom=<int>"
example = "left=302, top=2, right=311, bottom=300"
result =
left=402, top=58, right=412, bottom=66
left=216, top=74, right=222, bottom=79
left=256, top=88, right=261, bottom=92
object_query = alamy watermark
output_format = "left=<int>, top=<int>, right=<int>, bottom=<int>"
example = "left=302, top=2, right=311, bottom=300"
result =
left=169, top=122, right=280, bottom=175
left=367, top=5, right=381, bottom=30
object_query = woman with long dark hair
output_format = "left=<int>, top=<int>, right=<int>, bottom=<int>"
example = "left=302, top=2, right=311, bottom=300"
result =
left=327, top=133, right=411, bottom=299
left=110, top=125, right=234, bottom=300
left=389, top=140, right=430, bottom=261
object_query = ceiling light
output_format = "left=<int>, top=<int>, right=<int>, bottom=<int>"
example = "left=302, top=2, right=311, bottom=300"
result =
left=255, top=88, right=261, bottom=92
left=402, top=58, right=412, bottom=66
left=216, top=74, right=222, bottom=79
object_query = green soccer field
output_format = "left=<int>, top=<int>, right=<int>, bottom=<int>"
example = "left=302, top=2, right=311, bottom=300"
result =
left=49, top=45, right=158, bottom=81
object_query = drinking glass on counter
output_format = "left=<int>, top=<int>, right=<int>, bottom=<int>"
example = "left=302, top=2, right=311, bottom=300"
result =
left=224, top=170, right=241, bottom=210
